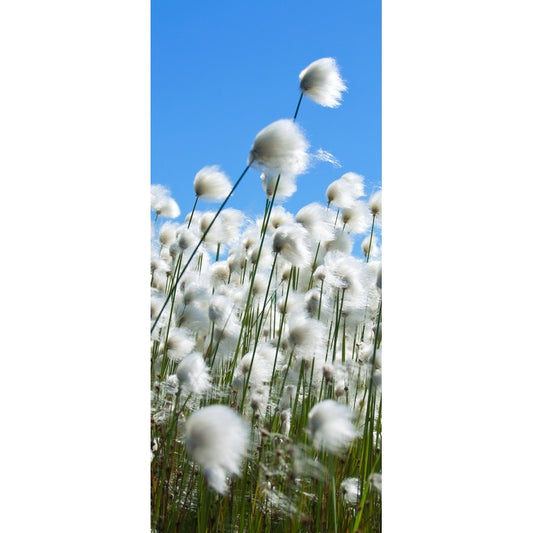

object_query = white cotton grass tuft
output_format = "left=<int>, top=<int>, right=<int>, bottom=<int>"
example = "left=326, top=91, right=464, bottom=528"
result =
left=368, top=473, right=382, bottom=493
left=151, top=184, right=169, bottom=206
left=261, top=172, right=297, bottom=201
left=340, top=477, right=361, bottom=505
left=325, top=228, right=353, bottom=255
left=369, top=190, right=382, bottom=217
left=299, top=57, right=347, bottom=108
left=151, top=184, right=180, bottom=218
left=185, top=405, right=249, bottom=494
left=272, top=223, right=311, bottom=267
left=164, top=327, right=196, bottom=363
left=210, top=261, right=231, bottom=287
left=323, top=252, right=370, bottom=306
left=232, top=350, right=271, bottom=390
left=340, top=172, right=365, bottom=199
left=268, top=205, right=295, bottom=231
left=158, top=221, right=179, bottom=246
left=308, top=399, right=358, bottom=455
left=296, top=202, right=335, bottom=242
left=341, top=201, right=372, bottom=235
left=248, top=119, right=310, bottom=179
left=326, top=172, right=365, bottom=208
left=220, top=208, right=245, bottom=242
left=362, top=235, right=380, bottom=259
left=250, top=388, right=268, bottom=418
left=199, top=208, right=244, bottom=248
left=193, top=165, right=232, bottom=202
left=286, top=312, right=326, bottom=355
left=176, top=352, right=211, bottom=395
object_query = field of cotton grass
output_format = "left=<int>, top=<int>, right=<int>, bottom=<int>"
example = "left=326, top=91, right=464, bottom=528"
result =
left=151, top=57, right=382, bottom=532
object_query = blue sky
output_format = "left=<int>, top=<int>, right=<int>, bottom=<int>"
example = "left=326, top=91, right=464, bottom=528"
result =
left=152, top=0, right=381, bottom=220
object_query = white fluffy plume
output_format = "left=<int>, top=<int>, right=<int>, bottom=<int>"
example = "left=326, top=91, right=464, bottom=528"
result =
left=193, top=165, right=232, bottom=202
left=299, top=57, right=347, bottom=108
left=185, top=405, right=249, bottom=494
left=248, top=119, right=310, bottom=179
left=308, top=400, right=358, bottom=454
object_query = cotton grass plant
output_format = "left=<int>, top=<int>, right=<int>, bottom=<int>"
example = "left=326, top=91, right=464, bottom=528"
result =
left=151, top=57, right=381, bottom=532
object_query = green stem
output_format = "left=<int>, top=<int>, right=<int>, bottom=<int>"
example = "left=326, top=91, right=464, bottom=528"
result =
left=329, top=455, right=338, bottom=533
left=187, top=195, right=199, bottom=229
left=366, top=214, right=376, bottom=262
left=293, top=91, right=304, bottom=121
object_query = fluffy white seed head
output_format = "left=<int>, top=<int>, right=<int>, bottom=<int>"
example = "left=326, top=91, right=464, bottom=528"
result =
left=193, top=165, right=232, bottom=201
left=233, top=351, right=271, bottom=390
left=280, top=409, right=291, bottom=436
left=268, top=205, right=295, bottom=231
left=210, top=261, right=230, bottom=286
left=340, top=477, right=361, bottom=505
left=176, top=227, right=198, bottom=251
left=369, top=190, right=382, bottom=217
left=368, top=473, right=382, bottom=493
left=158, top=221, right=179, bottom=246
left=313, top=265, right=327, bottom=282
left=308, top=400, right=358, bottom=455
left=324, top=251, right=369, bottom=297
left=296, top=202, right=335, bottom=242
left=248, top=119, right=310, bottom=179
left=361, top=235, right=380, bottom=258
left=272, top=223, right=311, bottom=267
left=199, top=208, right=244, bottom=248
left=277, top=292, right=305, bottom=315
left=176, top=352, right=211, bottom=395
left=151, top=184, right=169, bottom=208
left=304, top=288, right=322, bottom=317
left=326, top=172, right=365, bottom=208
left=208, top=293, right=236, bottom=326
left=299, top=57, right=347, bottom=108
left=155, top=197, right=180, bottom=219
left=219, top=208, right=245, bottom=242
left=278, top=384, right=296, bottom=412
left=165, top=327, right=196, bottom=363
left=340, top=172, right=365, bottom=199
left=250, top=388, right=268, bottom=417
left=325, top=228, right=353, bottom=255
left=185, top=405, right=249, bottom=494
left=151, top=185, right=180, bottom=218
left=341, top=201, right=372, bottom=234
left=228, top=248, right=246, bottom=274
left=286, top=312, right=326, bottom=354
left=261, top=172, right=298, bottom=201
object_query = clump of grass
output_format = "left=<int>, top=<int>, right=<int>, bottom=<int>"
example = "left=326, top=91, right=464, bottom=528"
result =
left=151, top=57, right=381, bottom=532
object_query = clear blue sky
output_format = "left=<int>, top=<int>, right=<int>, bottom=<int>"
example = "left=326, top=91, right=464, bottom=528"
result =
left=152, top=0, right=381, bottom=219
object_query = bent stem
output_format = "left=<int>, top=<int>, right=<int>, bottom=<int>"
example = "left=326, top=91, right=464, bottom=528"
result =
left=151, top=163, right=251, bottom=333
